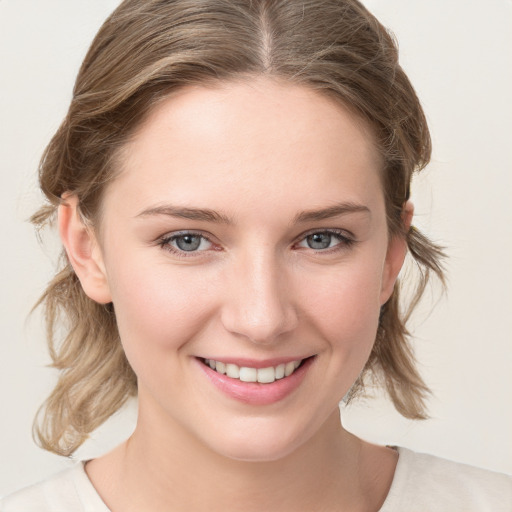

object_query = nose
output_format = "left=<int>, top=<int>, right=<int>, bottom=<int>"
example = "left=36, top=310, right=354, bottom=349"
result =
left=220, top=249, right=298, bottom=345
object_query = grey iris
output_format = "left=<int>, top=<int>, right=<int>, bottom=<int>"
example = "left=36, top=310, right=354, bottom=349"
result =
left=176, top=235, right=202, bottom=251
left=307, top=233, right=331, bottom=250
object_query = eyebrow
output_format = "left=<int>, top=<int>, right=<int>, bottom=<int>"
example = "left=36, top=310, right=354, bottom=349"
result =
left=293, top=202, right=371, bottom=223
left=136, top=205, right=234, bottom=224
left=136, top=202, right=370, bottom=224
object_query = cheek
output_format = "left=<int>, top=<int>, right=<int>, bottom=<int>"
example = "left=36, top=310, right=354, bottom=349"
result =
left=106, top=258, right=217, bottom=367
left=298, top=257, right=384, bottom=352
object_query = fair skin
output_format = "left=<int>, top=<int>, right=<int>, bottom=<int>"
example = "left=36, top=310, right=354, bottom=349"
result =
left=60, top=78, right=411, bottom=512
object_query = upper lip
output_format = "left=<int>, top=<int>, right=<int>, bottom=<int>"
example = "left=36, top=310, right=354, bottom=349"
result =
left=197, top=355, right=314, bottom=369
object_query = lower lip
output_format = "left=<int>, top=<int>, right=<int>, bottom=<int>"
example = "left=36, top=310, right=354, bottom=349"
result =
left=196, top=357, right=315, bottom=405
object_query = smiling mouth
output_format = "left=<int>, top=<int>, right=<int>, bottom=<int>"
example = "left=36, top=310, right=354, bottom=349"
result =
left=201, top=358, right=308, bottom=384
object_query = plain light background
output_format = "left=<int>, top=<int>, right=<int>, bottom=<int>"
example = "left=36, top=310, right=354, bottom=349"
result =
left=1, top=0, right=511, bottom=496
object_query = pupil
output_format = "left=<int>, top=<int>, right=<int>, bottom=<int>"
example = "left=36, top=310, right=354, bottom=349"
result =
left=308, top=233, right=331, bottom=250
left=176, top=235, right=201, bottom=251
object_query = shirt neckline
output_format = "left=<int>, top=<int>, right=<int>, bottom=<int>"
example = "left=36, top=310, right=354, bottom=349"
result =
left=75, top=447, right=409, bottom=511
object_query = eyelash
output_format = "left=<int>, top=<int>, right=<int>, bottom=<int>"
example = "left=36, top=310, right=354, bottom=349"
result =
left=158, top=231, right=215, bottom=258
left=295, top=229, right=356, bottom=254
left=157, top=229, right=356, bottom=258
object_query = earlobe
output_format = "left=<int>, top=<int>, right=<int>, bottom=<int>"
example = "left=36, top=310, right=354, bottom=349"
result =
left=58, top=195, right=112, bottom=304
left=379, top=201, right=414, bottom=304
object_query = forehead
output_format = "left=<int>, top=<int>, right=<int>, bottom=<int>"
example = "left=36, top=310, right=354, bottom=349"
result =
left=109, top=78, right=383, bottom=218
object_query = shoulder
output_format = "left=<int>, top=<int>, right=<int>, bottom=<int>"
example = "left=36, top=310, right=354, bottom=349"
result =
left=0, top=462, right=109, bottom=512
left=380, top=447, right=512, bottom=512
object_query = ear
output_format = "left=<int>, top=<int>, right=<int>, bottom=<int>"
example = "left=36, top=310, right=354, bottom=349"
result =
left=379, top=201, right=414, bottom=305
left=58, top=194, right=112, bottom=304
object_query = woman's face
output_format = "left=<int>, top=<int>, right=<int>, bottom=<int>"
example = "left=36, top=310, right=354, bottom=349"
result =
left=86, top=78, right=405, bottom=461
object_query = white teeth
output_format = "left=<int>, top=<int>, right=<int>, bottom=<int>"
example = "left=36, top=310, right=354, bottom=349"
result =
left=239, top=367, right=257, bottom=382
left=225, top=363, right=240, bottom=379
left=284, top=361, right=295, bottom=377
left=257, top=367, right=276, bottom=384
left=204, top=358, right=304, bottom=383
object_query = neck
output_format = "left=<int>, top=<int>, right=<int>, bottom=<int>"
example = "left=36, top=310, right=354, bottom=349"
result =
left=87, top=401, right=394, bottom=512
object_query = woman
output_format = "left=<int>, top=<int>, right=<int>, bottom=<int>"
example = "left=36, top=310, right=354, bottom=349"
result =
left=2, top=0, right=511, bottom=510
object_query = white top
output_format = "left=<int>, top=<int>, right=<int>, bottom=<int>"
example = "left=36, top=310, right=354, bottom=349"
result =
left=1, top=447, right=511, bottom=511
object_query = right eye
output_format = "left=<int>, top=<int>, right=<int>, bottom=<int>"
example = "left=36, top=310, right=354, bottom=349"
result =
left=159, top=232, right=214, bottom=256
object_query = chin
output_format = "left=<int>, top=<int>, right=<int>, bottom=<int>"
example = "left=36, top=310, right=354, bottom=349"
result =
left=202, top=420, right=312, bottom=463
left=216, top=441, right=301, bottom=463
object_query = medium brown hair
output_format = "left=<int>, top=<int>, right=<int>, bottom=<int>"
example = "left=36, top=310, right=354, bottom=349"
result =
left=32, top=0, right=444, bottom=456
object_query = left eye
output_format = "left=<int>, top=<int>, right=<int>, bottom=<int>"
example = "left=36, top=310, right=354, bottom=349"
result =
left=165, top=233, right=213, bottom=252
left=297, top=231, right=348, bottom=250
